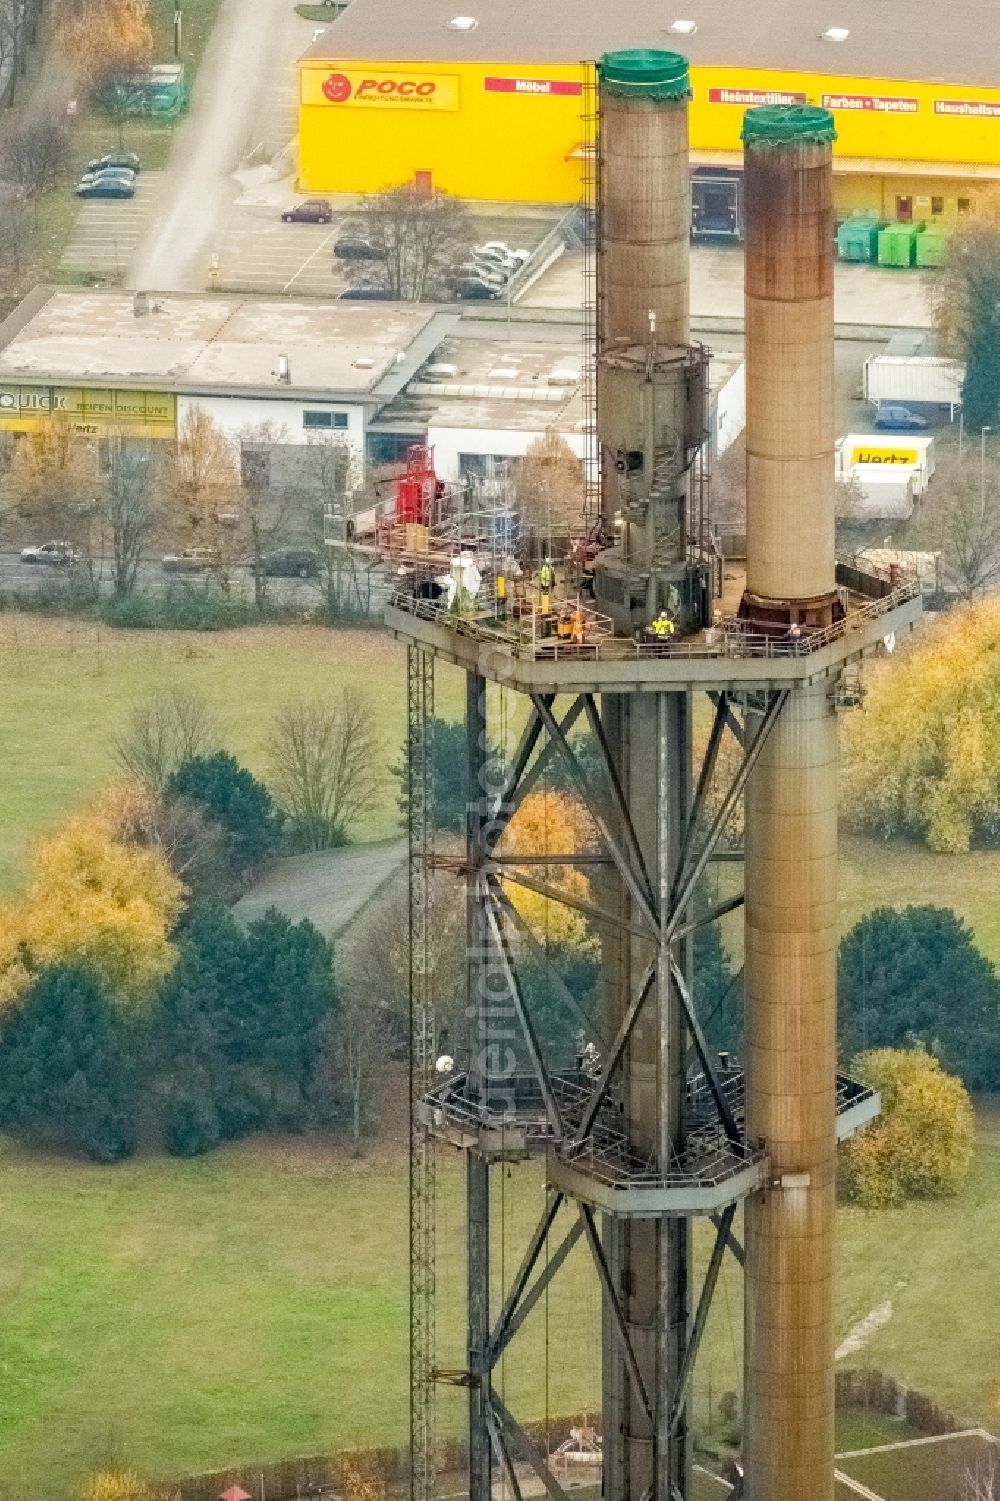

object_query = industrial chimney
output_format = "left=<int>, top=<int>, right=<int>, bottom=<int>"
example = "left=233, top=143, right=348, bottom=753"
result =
left=593, top=50, right=711, bottom=634
left=740, top=104, right=839, bottom=1501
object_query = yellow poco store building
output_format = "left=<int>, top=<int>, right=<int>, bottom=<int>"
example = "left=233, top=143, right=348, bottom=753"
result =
left=299, top=0, right=1000, bottom=227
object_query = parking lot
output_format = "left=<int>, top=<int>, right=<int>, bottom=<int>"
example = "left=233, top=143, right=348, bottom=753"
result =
left=60, top=172, right=164, bottom=281
left=211, top=199, right=563, bottom=298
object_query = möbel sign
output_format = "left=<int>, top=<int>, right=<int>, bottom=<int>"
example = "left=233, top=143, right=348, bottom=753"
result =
left=304, top=67, right=459, bottom=109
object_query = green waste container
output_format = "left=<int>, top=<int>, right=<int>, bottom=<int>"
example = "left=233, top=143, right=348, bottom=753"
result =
left=837, top=214, right=881, bottom=262
left=916, top=224, right=951, bottom=267
left=877, top=222, right=921, bottom=268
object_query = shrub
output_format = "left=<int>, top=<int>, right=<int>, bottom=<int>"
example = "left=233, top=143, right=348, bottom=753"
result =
left=841, top=1047, right=975, bottom=1208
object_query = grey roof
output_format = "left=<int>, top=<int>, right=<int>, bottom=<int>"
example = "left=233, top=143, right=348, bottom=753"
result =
left=302, top=0, right=1000, bottom=89
left=0, top=290, right=447, bottom=402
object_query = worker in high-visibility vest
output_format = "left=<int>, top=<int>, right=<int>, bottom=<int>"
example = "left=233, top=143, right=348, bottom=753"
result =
left=539, top=558, right=554, bottom=592
left=649, top=610, right=676, bottom=640
left=496, top=569, right=507, bottom=619
left=570, top=607, right=585, bottom=644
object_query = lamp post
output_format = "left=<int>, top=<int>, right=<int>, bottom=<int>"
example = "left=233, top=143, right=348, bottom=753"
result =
left=981, top=425, right=992, bottom=520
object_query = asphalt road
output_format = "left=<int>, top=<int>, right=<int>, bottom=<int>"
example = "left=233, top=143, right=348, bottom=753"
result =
left=0, top=553, right=391, bottom=607
left=128, top=0, right=317, bottom=291
left=233, top=838, right=407, bottom=938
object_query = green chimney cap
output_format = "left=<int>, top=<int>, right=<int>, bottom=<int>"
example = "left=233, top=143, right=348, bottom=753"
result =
left=741, top=103, right=837, bottom=146
left=598, top=49, right=691, bottom=102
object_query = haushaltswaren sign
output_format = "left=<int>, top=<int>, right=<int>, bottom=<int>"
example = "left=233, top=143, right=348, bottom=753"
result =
left=483, top=76, right=583, bottom=97
left=303, top=67, right=460, bottom=109
left=0, top=385, right=177, bottom=437
left=934, top=98, right=1000, bottom=117
left=823, top=93, right=919, bottom=113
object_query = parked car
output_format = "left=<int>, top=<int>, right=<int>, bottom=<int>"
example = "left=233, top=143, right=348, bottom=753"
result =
left=453, top=278, right=500, bottom=301
left=78, top=167, right=136, bottom=187
left=20, top=540, right=79, bottom=566
left=334, top=235, right=380, bottom=259
left=874, top=404, right=928, bottom=431
left=87, top=152, right=141, bottom=174
left=339, top=287, right=392, bottom=300
left=456, top=261, right=508, bottom=288
left=77, top=178, right=135, bottom=199
left=261, top=547, right=320, bottom=578
left=281, top=198, right=333, bottom=224
left=161, top=546, right=220, bottom=572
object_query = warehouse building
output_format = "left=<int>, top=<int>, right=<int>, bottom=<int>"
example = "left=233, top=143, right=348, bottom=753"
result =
left=0, top=288, right=457, bottom=482
left=299, top=0, right=1000, bottom=227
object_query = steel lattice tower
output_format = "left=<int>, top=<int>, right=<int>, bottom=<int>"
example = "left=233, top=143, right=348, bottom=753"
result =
left=394, top=57, right=918, bottom=1501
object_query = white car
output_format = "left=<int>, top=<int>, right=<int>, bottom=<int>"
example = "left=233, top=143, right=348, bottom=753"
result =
left=20, top=540, right=79, bottom=566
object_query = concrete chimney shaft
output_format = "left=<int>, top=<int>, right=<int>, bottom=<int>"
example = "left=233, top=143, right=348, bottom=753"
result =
left=741, top=106, right=839, bottom=1501
left=743, top=107, right=837, bottom=616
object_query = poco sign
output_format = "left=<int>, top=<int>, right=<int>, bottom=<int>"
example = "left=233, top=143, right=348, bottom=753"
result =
left=304, top=67, right=460, bottom=110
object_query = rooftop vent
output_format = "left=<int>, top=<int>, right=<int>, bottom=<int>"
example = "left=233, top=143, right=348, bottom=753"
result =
left=276, top=354, right=290, bottom=384
left=425, top=362, right=458, bottom=378
left=669, top=18, right=697, bottom=34
left=447, top=14, right=478, bottom=29
left=488, top=367, right=519, bottom=380
left=353, top=357, right=376, bottom=370
left=821, top=25, right=849, bottom=40
left=548, top=367, right=581, bottom=386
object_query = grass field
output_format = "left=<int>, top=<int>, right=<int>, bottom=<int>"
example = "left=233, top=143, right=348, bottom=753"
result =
left=0, top=1104, right=997, bottom=1498
left=0, top=617, right=466, bottom=892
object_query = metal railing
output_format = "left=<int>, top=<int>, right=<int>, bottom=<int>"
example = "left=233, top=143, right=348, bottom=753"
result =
left=387, top=573, right=920, bottom=664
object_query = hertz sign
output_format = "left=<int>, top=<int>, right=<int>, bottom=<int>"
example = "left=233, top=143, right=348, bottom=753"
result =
left=304, top=67, right=460, bottom=110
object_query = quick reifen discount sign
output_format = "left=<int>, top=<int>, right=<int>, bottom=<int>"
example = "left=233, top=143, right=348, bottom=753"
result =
left=301, top=66, right=460, bottom=110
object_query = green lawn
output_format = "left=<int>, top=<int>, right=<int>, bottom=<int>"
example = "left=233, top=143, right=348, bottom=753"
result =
left=0, top=1110, right=997, bottom=1498
left=0, top=616, right=464, bottom=893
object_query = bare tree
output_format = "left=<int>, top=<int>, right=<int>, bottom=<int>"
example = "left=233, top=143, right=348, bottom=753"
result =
left=351, top=183, right=471, bottom=300
left=91, top=439, right=159, bottom=597
left=302, top=434, right=371, bottom=617
left=964, top=1456, right=998, bottom=1501
left=1, top=124, right=68, bottom=217
left=237, top=420, right=293, bottom=612
left=115, top=686, right=220, bottom=792
left=58, top=0, right=152, bottom=115
left=329, top=986, right=395, bottom=1151
left=917, top=451, right=1000, bottom=600
left=268, top=689, right=380, bottom=849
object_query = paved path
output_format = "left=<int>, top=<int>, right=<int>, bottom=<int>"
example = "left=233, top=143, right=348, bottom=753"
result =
left=233, top=837, right=407, bottom=938
left=129, top=0, right=316, bottom=291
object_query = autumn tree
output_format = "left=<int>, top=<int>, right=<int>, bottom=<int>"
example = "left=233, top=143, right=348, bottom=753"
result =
left=842, top=596, right=1000, bottom=852
left=352, top=183, right=471, bottom=300
left=840, top=1048, right=975, bottom=1209
left=501, top=788, right=598, bottom=951
left=268, top=690, right=380, bottom=850
left=115, top=686, right=220, bottom=792
left=160, top=407, right=240, bottom=570
left=58, top=0, right=152, bottom=116
left=0, top=415, right=100, bottom=543
left=511, top=430, right=584, bottom=540
left=933, top=216, right=1000, bottom=431
left=303, top=434, right=369, bottom=618
left=0, top=799, right=184, bottom=1011
left=839, top=906, right=1000, bottom=1090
